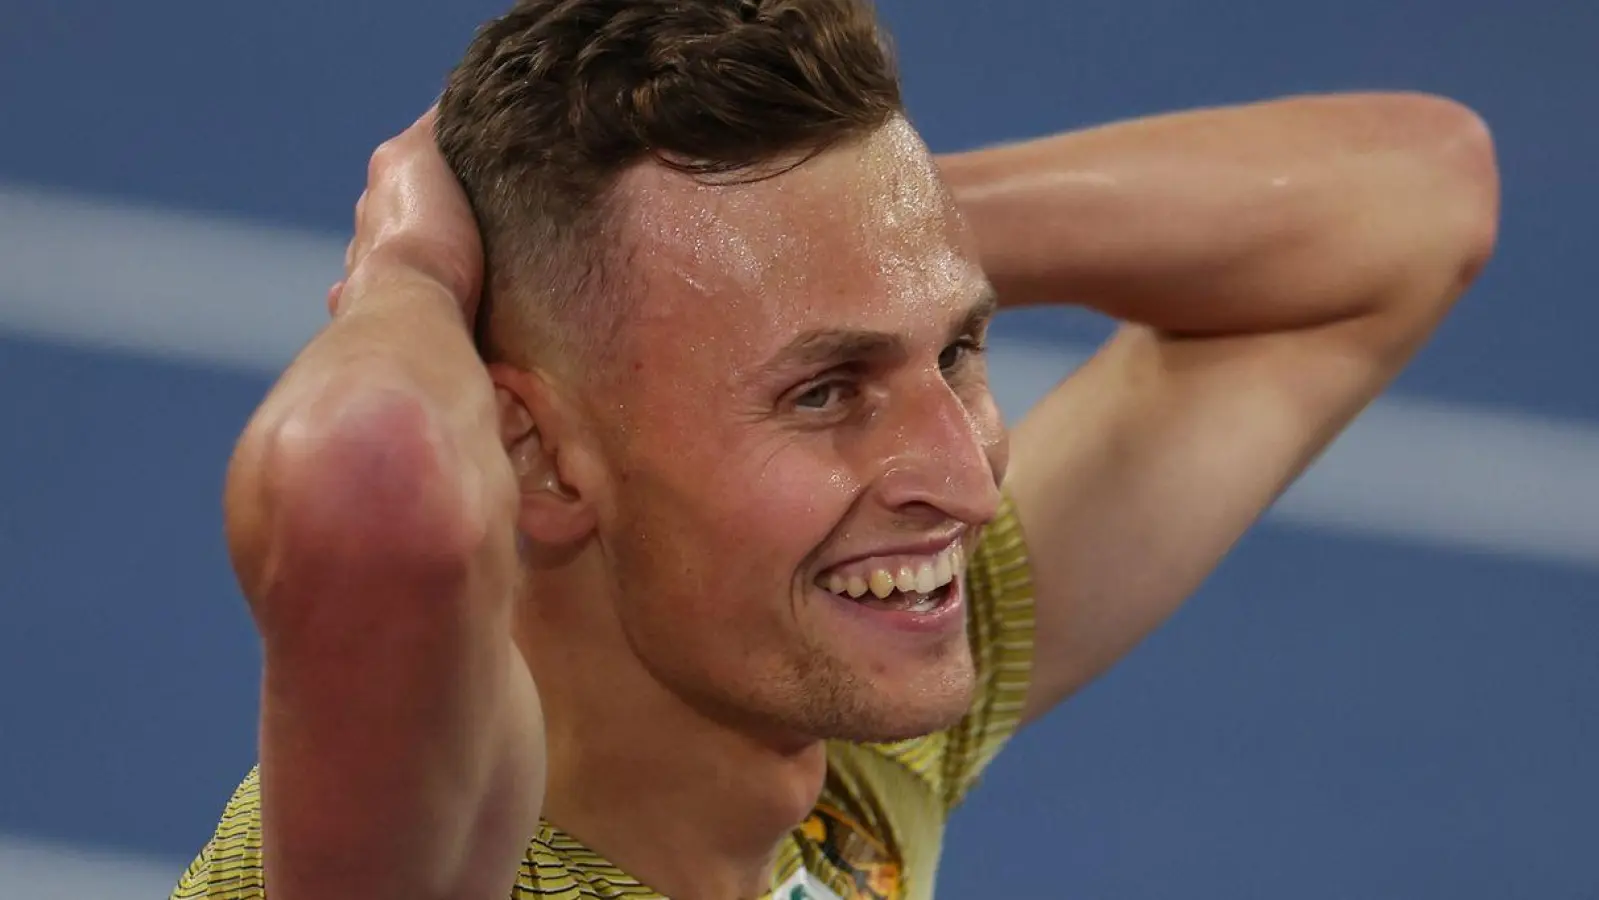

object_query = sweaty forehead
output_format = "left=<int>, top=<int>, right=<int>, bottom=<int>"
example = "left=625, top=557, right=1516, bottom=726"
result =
left=615, top=117, right=981, bottom=349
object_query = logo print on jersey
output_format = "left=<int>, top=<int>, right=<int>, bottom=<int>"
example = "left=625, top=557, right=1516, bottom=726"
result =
left=772, top=866, right=846, bottom=900
left=795, top=803, right=902, bottom=900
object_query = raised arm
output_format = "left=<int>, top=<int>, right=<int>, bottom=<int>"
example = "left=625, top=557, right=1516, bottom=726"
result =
left=937, top=92, right=1499, bottom=721
left=224, top=112, right=543, bottom=899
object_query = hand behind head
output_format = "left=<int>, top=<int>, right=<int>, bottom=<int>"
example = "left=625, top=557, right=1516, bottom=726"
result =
left=331, top=106, right=485, bottom=322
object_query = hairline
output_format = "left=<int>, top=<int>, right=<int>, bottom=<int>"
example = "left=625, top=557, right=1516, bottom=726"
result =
left=486, top=112, right=916, bottom=385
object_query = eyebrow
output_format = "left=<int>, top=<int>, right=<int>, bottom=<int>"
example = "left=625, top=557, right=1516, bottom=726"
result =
left=759, top=286, right=999, bottom=376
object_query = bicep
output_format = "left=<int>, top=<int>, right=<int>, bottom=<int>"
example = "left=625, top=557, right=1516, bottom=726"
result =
left=1003, top=317, right=1406, bottom=724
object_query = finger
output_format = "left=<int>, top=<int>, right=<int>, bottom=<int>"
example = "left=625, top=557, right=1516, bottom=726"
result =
left=408, top=104, right=440, bottom=140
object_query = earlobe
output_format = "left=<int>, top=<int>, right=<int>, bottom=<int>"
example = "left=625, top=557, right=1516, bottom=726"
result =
left=490, top=369, right=597, bottom=546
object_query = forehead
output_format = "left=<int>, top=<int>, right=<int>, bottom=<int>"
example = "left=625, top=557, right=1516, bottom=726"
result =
left=614, top=117, right=985, bottom=373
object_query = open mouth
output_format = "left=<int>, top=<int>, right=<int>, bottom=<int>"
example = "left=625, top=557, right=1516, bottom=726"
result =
left=840, top=581, right=953, bottom=613
left=815, top=542, right=964, bottom=614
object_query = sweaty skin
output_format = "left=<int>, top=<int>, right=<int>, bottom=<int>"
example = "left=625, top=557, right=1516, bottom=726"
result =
left=497, top=121, right=1008, bottom=897
left=226, top=92, right=1497, bottom=900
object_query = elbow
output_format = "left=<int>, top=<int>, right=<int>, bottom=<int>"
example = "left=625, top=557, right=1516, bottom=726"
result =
left=1351, top=94, right=1500, bottom=335
left=1387, top=93, right=1501, bottom=282
left=1430, top=96, right=1500, bottom=280
left=225, top=378, right=500, bottom=619
left=1312, top=94, right=1501, bottom=360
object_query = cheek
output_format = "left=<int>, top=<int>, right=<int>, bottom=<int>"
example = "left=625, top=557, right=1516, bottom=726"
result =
left=659, top=440, right=859, bottom=623
left=721, top=442, right=861, bottom=562
left=619, top=436, right=859, bottom=618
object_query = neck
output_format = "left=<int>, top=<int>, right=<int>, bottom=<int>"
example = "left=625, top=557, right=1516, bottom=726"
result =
left=518, top=568, right=828, bottom=900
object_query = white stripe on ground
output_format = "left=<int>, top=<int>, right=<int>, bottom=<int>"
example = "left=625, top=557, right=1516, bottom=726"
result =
left=4, top=183, right=1598, bottom=568
left=0, top=834, right=184, bottom=899
left=0, top=184, right=341, bottom=371
left=989, top=342, right=1599, bottom=568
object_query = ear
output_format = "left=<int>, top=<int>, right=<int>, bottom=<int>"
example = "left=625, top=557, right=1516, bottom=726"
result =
left=490, top=363, right=601, bottom=546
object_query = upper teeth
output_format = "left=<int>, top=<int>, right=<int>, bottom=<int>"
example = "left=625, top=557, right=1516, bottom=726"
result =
left=822, top=543, right=964, bottom=600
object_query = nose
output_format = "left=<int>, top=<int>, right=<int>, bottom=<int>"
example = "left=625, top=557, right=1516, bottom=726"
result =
left=867, top=376, right=1006, bottom=527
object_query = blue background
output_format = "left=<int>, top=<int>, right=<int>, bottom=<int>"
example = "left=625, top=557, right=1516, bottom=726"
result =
left=1, top=1, right=1595, bottom=896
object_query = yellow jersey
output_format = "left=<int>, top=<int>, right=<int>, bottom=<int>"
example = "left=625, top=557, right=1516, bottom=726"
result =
left=172, top=498, right=1035, bottom=900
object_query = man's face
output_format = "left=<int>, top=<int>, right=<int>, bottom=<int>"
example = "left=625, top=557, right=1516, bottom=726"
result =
left=591, top=117, right=1007, bottom=744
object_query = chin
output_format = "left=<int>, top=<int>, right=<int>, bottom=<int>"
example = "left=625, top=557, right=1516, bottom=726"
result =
left=837, top=715, right=960, bottom=745
left=814, top=670, right=977, bottom=744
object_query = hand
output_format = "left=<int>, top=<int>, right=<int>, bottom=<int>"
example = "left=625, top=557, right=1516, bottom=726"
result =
left=328, top=106, right=484, bottom=320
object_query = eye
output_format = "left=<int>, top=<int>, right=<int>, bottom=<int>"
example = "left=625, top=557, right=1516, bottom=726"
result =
left=792, top=379, right=859, bottom=412
left=938, top=336, right=987, bottom=373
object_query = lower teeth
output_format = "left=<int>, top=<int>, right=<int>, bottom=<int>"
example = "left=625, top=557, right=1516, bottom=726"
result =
left=856, top=586, right=944, bottom=612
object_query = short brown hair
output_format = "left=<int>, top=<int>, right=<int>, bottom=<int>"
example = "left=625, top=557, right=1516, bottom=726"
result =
left=436, top=0, right=903, bottom=369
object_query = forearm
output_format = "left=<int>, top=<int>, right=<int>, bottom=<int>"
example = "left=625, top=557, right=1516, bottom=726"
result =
left=940, top=92, right=1498, bottom=335
left=227, top=258, right=530, bottom=898
left=228, top=254, right=507, bottom=624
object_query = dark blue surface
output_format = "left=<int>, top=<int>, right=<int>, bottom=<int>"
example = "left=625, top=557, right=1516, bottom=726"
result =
left=4, top=1, right=1596, bottom=418
left=1, top=1, right=1597, bottom=896
left=0, top=338, right=262, bottom=852
left=3, top=339, right=1597, bottom=895
left=950, top=531, right=1599, bottom=897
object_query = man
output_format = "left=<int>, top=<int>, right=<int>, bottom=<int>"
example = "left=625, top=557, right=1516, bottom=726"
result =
left=173, top=0, right=1498, bottom=898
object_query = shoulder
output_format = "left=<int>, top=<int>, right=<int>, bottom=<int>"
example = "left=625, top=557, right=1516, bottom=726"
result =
left=173, top=771, right=629, bottom=900
left=522, top=822, right=647, bottom=898
left=171, top=768, right=264, bottom=899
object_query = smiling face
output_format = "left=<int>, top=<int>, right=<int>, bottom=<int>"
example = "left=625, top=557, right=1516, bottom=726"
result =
left=582, top=117, right=1009, bottom=744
